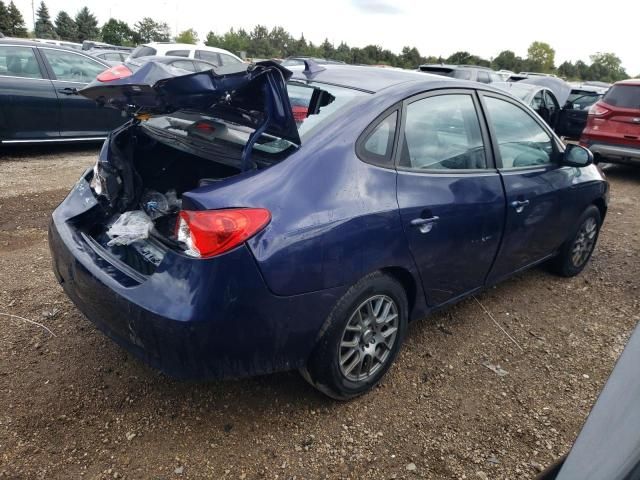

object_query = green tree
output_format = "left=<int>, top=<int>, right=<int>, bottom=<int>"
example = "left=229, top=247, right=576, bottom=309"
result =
left=446, top=51, right=473, bottom=65
left=248, top=25, right=273, bottom=57
left=6, top=1, right=28, bottom=37
left=34, top=1, right=56, bottom=39
left=74, top=7, right=99, bottom=42
left=589, top=52, right=627, bottom=82
left=54, top=11, right=76, bottom=41
left=134, top=17, right=170, bottom=43
left=492, top=50, right=520, bottom=71
left=101, top=18, right=135, bottom=46
left=0, top=1, right=11, bottom=35
left=526, top=41, right=555, bottom=73
left=557, top=61, right=577, bottom=79
left=175, top=28, right=198, bottom=44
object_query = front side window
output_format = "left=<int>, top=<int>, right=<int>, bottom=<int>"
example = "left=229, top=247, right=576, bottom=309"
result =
left=400, top=94, right=486, bottom=170
left=43, top=49, right=105, bottom=82
left=0, top=46, right=43, bottom=79
left=359, top=111, right=397, bottom=166
left=484, top=96, right=554, bottom=168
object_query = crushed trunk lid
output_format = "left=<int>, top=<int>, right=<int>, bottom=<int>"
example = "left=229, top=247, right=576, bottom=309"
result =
left=80, top=61, right=301, bottom=146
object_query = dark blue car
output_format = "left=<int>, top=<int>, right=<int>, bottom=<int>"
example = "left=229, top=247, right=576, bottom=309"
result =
left=49, top=61, right=608, bottom=399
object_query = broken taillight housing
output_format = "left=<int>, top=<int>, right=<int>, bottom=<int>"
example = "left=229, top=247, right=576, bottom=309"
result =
left=176, top=208, right=271, bottom=258
left=97, top=64, right=133, bottom=82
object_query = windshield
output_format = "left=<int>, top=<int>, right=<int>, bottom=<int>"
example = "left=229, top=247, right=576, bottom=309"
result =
left=603, top=85, right=640, bottom=109
left=142, top=80, right=367, bottom=157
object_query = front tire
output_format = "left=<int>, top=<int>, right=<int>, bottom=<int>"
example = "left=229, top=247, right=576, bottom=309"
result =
left=302, top=272, right=408, bottom=400
left=551, top=205, right=601, bottom=277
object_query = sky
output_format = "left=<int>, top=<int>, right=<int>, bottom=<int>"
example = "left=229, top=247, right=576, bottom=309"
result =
left=13, top=0, right=640, bottom=75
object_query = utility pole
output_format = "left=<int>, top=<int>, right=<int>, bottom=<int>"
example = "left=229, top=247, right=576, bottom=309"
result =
left=31, top=0, right=35, bottom=31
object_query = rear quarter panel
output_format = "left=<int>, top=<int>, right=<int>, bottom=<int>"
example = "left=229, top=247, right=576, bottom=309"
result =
left=183, top=90, right=422, bottom=298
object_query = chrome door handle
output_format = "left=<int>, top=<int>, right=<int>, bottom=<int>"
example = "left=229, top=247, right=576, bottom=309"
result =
left=510, top=199, right=530, bottom=213
left=410, top=216, right=439, bottom=234
left=58, top=87, right=78, bottom=95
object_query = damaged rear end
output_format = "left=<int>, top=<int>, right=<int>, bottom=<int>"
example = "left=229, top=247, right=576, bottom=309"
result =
left=48, top=61, right=330, bottom=378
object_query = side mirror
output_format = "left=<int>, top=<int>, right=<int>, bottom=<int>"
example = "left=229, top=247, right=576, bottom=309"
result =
left=563, top=144, right=593, bottom=167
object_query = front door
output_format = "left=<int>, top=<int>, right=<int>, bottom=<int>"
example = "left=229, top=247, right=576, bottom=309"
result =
left=480, top=93, right=572, bottom=283
left=39, top=47, right=124, bottom=137
left=396, top=90, right=505, bottom=306
left=0, top=45, right=59, bottom=141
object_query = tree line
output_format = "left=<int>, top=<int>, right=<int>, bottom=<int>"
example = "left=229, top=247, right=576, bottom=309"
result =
left=0, top=1, right=632, bottom=82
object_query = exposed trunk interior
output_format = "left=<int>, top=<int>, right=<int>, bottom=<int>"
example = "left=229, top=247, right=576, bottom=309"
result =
left=79, top=122, right=249, bottom=280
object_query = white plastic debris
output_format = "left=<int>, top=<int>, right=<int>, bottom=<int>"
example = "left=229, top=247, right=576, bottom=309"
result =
left=106, top=210, right=154, bottom=246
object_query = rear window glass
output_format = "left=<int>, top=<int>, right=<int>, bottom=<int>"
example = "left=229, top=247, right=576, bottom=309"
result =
left=566, top=90, right=602, bottom=110
left=603, top=85, right=640, bottom=109
left=142, top=81, right=366, bottom=157
left=131, top=46, right=157, bottom=59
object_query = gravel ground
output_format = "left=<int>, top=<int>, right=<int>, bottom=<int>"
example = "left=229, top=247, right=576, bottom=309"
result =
left=0, top=146, right=638, bottom=480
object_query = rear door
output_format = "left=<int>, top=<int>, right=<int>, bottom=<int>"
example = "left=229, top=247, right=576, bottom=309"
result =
left=39, top=47, right=124, bottom=137
left=479, top=92, right=572, bottom=283
left=0, top=44, right=59, bottom=141
left=396, top=90, right=505, bottom=306
left=195, top=50, right=222, bottom=67
left=556, top=90, right=601, bottom=138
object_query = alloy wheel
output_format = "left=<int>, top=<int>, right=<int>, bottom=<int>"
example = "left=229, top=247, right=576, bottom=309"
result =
left=571, top=217, right=598, bottom=267
left=338, top=295, right=399, bottom=382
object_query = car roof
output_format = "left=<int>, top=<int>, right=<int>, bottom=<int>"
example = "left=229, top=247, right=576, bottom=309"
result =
left=0, top=38, right=99, bottom=55
left=419, top=64, right=493, bottom=71
left=614, top=79, right=640, bottom=86
left=129, top=55, right=214, bottom=64
left=288, top=64, right=455, bottom=93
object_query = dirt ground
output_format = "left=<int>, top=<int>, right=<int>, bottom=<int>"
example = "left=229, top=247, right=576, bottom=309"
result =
left=0, top=145, right=638, bottom=480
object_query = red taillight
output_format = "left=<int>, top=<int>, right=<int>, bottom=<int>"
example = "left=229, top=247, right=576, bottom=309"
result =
left=176, top=208, right=271, bottom=258
left=292, top=105, right=308, bottom=122
left=97, top=64, right=133, bottom=82
left=588, top=102, right=610, bottom=117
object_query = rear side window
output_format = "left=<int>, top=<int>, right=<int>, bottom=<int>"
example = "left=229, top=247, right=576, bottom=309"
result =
left=42, top=49, right=105, bottom=82
left=451, top=69, right=472, bottom=81
left=103, top=52, right=123, bottom=61
left=166, top=50, right=189, bottom=57
left=130, top=45, right=157, bottom=58
left=358, top=111, right=398, bottom=166
left=195, top=50, right=221, bottom=66
left=220, top=54, right=241, bottom=65
left=170, top=60, right=196, bottom=72
left=477, top=71, right=490, bottom=83
left=0, top=46, right=42, bottom=78
left=400, top=94, right=486, bottom=170
left=603, top=85, right=640, bottom=109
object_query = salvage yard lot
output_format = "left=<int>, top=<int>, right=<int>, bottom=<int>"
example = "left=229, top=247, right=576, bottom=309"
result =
left=0, top=146, right=638, bottom=479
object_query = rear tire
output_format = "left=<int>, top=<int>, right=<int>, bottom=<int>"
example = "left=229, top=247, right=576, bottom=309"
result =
left=551, top=205, right=601, bottom=277
left=301, top=272, right=408, bottom=400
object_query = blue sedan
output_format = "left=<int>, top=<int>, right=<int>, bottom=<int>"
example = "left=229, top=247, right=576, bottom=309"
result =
left=49, top=61, right=608, bottom=399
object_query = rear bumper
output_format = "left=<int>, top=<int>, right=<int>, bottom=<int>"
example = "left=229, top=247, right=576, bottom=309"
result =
left=582, top=140, right=640, bottom=165
left=49, top=176, right=346, bottom=379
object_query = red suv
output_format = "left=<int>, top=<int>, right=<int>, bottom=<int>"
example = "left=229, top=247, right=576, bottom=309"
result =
left=580, top=79, right=640, bottom=165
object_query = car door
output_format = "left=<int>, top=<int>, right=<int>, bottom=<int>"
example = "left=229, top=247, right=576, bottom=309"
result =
left=0, top=44, right=59, bottom=141
left=480, top=92, right=572, bottom=283
left=556, top=90, right=601, bottom=139
left=396, top=90, right=505, bottom=306
left=195, top=50, right=222, bottom=67
left=39, top=47, right=124, bottom=137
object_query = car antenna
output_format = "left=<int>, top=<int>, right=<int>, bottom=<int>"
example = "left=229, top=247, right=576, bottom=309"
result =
left=303, top=59, right=326, bottom=77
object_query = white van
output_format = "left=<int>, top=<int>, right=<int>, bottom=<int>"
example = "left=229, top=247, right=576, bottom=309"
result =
left=128, top=42, right=244, bottom=67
